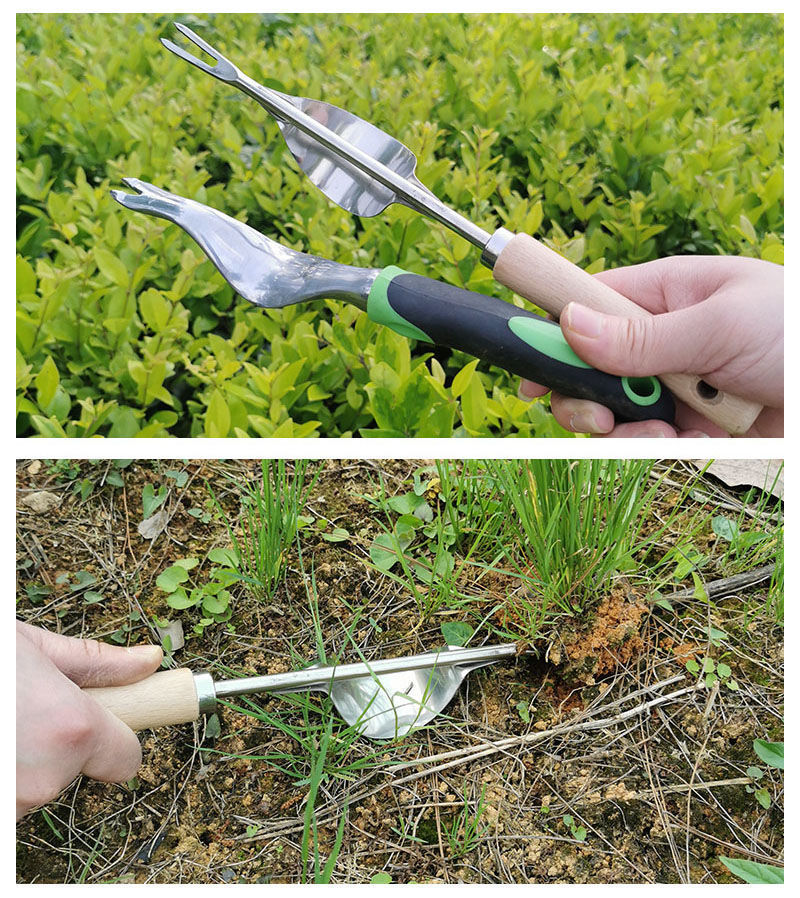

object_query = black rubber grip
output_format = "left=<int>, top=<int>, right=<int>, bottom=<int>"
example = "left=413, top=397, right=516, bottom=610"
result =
left=384, top=272, right=675, bottom=424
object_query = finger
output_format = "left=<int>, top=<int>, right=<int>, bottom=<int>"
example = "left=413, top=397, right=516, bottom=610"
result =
left=549, top=394, right=615, bottom=434
left=591, top=260, right=673, bottom=315
left=17, top=622, right=163, bottom=688
left=596, top=420, right=679, bottom=438
left=560, top=300, right=722, bottom=378
left=591, top=256, right=729, bottom=315
left=518, top=379, right=550, bottom=400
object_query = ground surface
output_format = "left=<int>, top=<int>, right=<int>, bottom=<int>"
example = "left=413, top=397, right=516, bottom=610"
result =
left=15, top=459, right=783, bottom=883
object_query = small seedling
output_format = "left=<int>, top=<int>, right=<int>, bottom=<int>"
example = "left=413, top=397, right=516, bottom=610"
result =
left=744, top=766, right=771, bottom=809
left=445, top=786, right=488, bottom=860
left=516, top=700, right=531, bottom=724
left=685, top=657, right=739, bottom=691
left=155, top=554, right=237, bottom=633
left=562, top=814, right=587, bottom=842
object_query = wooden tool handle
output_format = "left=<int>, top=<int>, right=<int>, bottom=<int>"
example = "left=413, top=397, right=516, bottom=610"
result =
left=492, top=233, right=762, bottom=434
left=84, top=668, right=200, bottom=732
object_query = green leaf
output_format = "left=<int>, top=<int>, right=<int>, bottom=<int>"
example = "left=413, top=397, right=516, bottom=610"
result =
left=156, top=565, right=190, bottom=592
left=451, top=358, right=480, bottom=398
left=205, top=389, right=231, bottom=438
left=369, top=533, right=402, bottom=572
left=17, top=255, right=37, bottom=296
left=711, top=516, right=738, bottom=542
left=34, top=356, right=59, bottom=409
left=754, top=787, right=771, bottom=809
left=321, top=527, right=350, bottom=543
left=370, top=873, right=392, bottom=884
left=753, top=739, right=784, bottom=770
left=707, top=626, right=727, bottom=647
left=142, top=483, right=167, bottom=519
left=719, top=857, right=783, bottom=884
left=716, top=662, right=731, bottom=679
left=139, top=289, right=171, bottom=332
left=173, top=557, right=199, bottom=571
left=166, top=587, right=196, bottom=610
left=202, top=591, right=230, bottom=616
left=165, top=469, right=189, bottom=488
left=208, top=547, right=239, bottom=568
left=386, top=492, right=428, bottom=516
left=94, top=247, right=129, bottom=286
left=440, top=621, right=473, bottom=646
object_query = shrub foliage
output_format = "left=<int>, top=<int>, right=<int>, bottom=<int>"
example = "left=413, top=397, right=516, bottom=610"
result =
left=16, top=13, right=783, bottom=437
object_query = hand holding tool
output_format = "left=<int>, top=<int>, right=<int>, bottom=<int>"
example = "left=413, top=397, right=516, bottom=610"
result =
left=85, top=643, right=517, bottom=740
left=112, top=179, right=674, bottom=423
left=161, top=22, right=761, bottom=434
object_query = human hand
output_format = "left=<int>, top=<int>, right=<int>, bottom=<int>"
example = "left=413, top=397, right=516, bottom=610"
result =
left=16, top=621, right=163, bottom=820
left=519, top=255, right=783, bottom=437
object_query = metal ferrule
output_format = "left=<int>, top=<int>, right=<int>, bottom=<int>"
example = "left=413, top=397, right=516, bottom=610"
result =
left=193, top=671, right=217, bottom=715
left=480, top=227, right=514, bottom=268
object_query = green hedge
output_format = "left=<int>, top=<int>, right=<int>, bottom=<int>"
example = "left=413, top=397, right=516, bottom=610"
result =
left=16, top=13, right=783, bottom=437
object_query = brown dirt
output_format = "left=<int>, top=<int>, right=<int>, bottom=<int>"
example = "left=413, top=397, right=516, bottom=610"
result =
left=15, top=460, right=784, bottom=883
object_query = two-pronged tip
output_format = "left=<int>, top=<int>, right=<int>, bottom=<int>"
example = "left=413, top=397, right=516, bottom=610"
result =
left=160, top=22, right=238, bottom=81
left=109, top=178, right=166, bottom=210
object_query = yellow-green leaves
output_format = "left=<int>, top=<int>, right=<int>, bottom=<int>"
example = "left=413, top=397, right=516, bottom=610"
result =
left=16, top=12, right=783, bottom=438
left=205, top=389, right=231, bottom=438
left=94, top=246, right=129, bottom=287
left=34, top=356, right=59, bottom=409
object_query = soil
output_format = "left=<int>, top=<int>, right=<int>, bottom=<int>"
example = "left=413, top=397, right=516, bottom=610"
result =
left=15, top=459, right=784, bottom=883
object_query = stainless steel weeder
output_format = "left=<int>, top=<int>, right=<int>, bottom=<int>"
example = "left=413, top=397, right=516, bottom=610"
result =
left=111, top=178, right=675, bottom=423
left=85, top=643, right=518, bottom=740
left=158, top=21, right=760, bottom=434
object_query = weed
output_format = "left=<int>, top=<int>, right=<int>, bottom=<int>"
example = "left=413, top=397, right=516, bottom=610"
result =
left=215, top=460, right=319, bottom=603
left=487, top=459, right=663, bottom=623
left=445, top=785, right=488, bottom=860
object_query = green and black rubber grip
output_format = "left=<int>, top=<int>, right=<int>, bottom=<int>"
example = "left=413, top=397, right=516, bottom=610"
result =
left=366, top=266, right=675, bottom=424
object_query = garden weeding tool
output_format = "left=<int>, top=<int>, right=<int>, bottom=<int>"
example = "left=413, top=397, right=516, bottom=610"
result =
left=85, top=643, right=518, bottom=740
left=112, top=179, right=674, bottom=423
left=159, top=22, right=761, bottom=434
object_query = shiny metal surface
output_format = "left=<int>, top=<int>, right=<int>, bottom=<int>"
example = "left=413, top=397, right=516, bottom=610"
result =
left=110, top=178, right=376, bottom=310
left=193, top=671, right=217, bottom=716
left=214, top=643, right=517, bottom=741
left=162, top=23, right=493, bottom=250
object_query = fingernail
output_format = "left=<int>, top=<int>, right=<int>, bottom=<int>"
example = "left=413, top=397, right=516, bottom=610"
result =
left=127, top=645, right=162, bottom=659
left=564, top=303, right=603, bottom=339
left=569, top=411, right=610, bottom=434
left=518, top=380, right=538, bottom=400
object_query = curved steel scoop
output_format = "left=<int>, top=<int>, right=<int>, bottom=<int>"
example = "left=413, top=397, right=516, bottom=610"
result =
left=162, top=22, right=435, bottom=222
left=211, top=643, right=517, bottom=740
left=110, top=178, right=379, bottom=309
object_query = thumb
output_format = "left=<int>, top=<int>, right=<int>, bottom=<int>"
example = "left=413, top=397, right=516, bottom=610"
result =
left=560, top=301, right=719, bottom=377
left=17, top=622, right=163, bottom=688
left=79, top=692, right=145, bottom=783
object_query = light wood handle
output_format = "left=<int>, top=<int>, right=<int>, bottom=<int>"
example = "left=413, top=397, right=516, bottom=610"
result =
left=493, top=233, right=762, bottom=434
left=84, top=668, right=200, bottom=732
